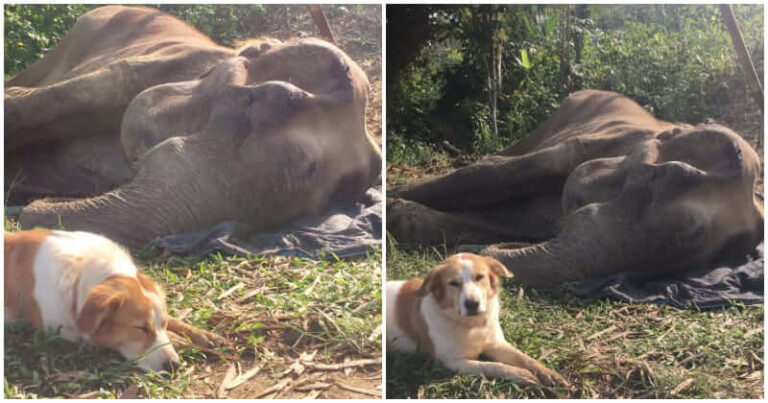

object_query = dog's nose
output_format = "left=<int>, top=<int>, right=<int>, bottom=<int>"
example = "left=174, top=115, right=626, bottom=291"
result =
left=464, top=299, right=479, bottom=315
left=163, top=358, right=182, bottom=373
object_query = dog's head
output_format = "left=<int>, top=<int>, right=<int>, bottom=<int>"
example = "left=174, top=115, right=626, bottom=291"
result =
left=76, top=274, right=180, bottom=372
left=418, top=253, right=513, bottom=318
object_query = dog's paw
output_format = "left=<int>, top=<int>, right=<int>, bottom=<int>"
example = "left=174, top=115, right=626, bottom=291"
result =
left=506, top=367, right=540, bottom=385
left=535, top=368, right=569, bottom=388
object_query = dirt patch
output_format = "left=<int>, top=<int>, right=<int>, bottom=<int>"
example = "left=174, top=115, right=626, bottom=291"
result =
left=175, top=311, right=381, bottom=399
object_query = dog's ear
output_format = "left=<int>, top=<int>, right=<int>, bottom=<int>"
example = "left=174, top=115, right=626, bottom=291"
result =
left=76, top=284, right=124, bottom=335
left=417, top=264, right=445, bottom=299
left=136, top=272, right=165, bottom=300
left=485, top=257, right=513, bottom=279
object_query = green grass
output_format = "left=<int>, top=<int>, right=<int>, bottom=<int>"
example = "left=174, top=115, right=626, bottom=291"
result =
left=386, top=241, right=764, bottom=399
left=5, top=219, right=382, bottom=398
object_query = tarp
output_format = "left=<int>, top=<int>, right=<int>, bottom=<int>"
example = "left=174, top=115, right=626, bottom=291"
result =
left=564, top=243, right=763, bottom=309
left=153, top=187, right=381, bottom=260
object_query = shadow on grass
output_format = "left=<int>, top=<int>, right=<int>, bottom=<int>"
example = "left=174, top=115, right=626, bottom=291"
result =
left=386, top=351, right=558, bottom=399
left=4, top=321, right=137, bottom=398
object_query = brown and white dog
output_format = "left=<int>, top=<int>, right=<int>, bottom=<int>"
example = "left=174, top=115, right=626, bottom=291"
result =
left=5, top=229, right=181, bottom=372
left=386, top=253, right=568, bottom=386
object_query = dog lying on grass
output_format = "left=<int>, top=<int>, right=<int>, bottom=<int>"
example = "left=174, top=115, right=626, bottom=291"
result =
left=5, top=229, right=227, bottom=372
left=386, top=253, right=568, bottom=386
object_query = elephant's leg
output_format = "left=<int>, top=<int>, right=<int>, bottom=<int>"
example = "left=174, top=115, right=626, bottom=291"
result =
left=391, top=134, right=638, bottom=211
left=6, top=59, right=179, bottom=151
left=387, top=195, right=562, bottom=246
left=387, top=198, right=511, bottom=246
left=5, top=136, right=134, bottom=203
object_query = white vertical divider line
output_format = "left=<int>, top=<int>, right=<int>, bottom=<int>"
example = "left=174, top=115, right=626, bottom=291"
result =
left=379, top=1, right=388, bottom=399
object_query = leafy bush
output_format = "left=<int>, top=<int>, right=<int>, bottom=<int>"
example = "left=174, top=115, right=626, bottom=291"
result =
left=388, top=4, right=763, bottom=163
left=4, top=4, right=358, bottom=77
left=5, top=5, right=91, bottom=77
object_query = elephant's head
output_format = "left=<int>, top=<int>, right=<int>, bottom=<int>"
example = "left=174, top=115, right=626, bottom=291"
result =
left=20, top=38, right=381, bottom=246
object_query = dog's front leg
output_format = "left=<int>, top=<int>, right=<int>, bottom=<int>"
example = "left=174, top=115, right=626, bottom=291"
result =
left=442, top=358, right=540, bottom=384
left=167, top=318, right=230, bottom=348
left=484, top=342, right=569, bottom=387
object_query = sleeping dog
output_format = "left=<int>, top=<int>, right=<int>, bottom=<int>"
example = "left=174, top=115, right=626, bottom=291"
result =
left=5, top=229, right=181, bottom=372
left=387, top=253, right=568, bottom=386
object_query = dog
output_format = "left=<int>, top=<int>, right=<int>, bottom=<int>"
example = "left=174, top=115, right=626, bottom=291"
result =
left=5, top=229, right=181, bottom=372
left=386, top=253, right=568, bottom=386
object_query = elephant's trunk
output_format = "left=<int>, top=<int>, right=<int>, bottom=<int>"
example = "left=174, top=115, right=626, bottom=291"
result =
left=481, top=239, right=598, bottom=288
left=18, top=183, right=194, bottom=247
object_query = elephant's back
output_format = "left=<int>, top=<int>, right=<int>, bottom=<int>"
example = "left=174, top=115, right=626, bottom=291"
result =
left=498, top=90, right=667, bottom=157
left=27, top=6, right=228, bottom=86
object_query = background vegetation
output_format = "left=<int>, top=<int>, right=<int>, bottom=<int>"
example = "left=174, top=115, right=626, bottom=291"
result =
left=5, top=4, right=380, bottom=77
left=387, top=4, right=763, bottom=163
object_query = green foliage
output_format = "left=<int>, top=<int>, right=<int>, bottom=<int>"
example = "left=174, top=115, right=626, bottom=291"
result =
left=388, top=4, right=764, bottom=163
left=581, top=5, right=763, bottom=123
left=5, top=5, right=91, bottom=76
left=5, top=5, right=370, bottom=78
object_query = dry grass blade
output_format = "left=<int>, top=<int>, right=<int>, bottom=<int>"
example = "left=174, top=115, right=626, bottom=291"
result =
left=236, top=288, right=263, bottom=303
left=302, top=390, right=323, bottom=399
left=222, top=365, right=262, bottom=392
left=295, top=382, right=332, bottom=392
left=218, top=282, right=245, bottom=300
left=217, top=364, right=237, bottom=398
left=588, top=325, right=618, bottom=341
left=304, top=358, right=381, bottom=370
left=336, top=382, right=380, bottom=397
left=254, top=377, right=292, bottom=399
left=671, top=378, right=694, bottom=395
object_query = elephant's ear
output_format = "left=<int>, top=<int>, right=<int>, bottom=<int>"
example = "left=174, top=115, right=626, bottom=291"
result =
left=417, top=264, right=446, bottom=300
left=485, top=257, right=513, bottom=279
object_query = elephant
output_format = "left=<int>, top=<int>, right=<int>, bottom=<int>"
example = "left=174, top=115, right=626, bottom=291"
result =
left=6, top=6, right=381, bottom=247
left=388, top=90, right=763, bottom=288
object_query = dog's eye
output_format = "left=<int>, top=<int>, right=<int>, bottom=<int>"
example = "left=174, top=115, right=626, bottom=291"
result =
left=135, top=325, right=151, bottom=334
left=448, top=280, right=460, bottom=287
left=475, top=274, right=484, bottom=281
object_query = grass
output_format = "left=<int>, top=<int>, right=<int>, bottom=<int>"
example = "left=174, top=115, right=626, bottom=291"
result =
left=4, top=218, right=382, bottom=398
left=386, top=241, right=763, bottom=399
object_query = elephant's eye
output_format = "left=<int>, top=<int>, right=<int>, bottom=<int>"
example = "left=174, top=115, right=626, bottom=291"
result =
left=475, top=274, right=484, bottom=281
left=448, top=280, right=460, bottom=287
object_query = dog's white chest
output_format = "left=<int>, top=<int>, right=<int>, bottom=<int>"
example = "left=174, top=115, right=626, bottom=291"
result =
left=422, top=297, right=498, bottom=360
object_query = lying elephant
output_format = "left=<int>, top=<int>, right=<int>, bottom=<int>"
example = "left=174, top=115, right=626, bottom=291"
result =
left=389, top=90, right=763, bottom=288
left=6, top=6, right=381, bottom=247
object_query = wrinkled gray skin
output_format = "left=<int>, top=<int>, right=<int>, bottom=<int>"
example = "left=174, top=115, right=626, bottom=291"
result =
left=6, top=6, right=381, bottom=246
left=388, top=90, right=763, bottom=288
